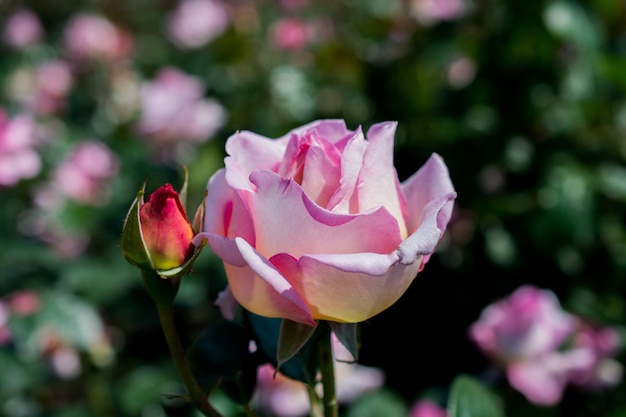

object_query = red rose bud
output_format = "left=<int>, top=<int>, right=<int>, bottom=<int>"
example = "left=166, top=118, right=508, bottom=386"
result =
left=121, top=181, right=198, bottom=273
left=139, top=184, right=194, bottom=270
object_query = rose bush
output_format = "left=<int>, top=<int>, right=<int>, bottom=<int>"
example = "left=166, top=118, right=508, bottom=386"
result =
left=195, top=119, right=456, bottom=325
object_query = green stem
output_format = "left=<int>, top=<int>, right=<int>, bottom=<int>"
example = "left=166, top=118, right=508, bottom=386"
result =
left=156, top=303, right=223, bottom=417
left=318, top=323, right=338, bottom=417
left=306, top=382, right=324, bottom=417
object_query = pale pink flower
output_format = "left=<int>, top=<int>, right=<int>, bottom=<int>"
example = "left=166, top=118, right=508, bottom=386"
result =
left=0, top=111, right=42, bottom=186
left=468, top=285, right=575, bottom=364
left=167, top=0, right=230, bottom=49
left=0, top=301, right=11, bottom=345
left=470, top=285, right=623, bottom=406
left=137, top=67, right=226, bottom=150
left=62, top=13, right=133, bottom=63
left=198, top=120, right=455, bottom=325
left=2, top=8, right=43, bottom=48
left=51, top=140, right=119, bottom=206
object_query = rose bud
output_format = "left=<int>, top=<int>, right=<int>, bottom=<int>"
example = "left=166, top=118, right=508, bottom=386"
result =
left=121, top=179, right=206, bottom=278
left=195, top=119, right=456, bottom=326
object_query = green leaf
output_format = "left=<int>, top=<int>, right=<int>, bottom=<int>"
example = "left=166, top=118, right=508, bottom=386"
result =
left=447, top=375, right=506, bottom=417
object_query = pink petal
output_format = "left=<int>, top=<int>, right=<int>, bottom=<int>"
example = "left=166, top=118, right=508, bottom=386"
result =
left=401, top=153, right=455, bottom=234
left=248, top=170, right=402, bottom=258
left=282, top=119, right=355, bottom=145
left=357, top=121, right=407, bottom=237
left=270, top=250, right=421, bottom=323
left=397, top=191, right=456, bottom=267
left=229, top=238, right=315, bottom=326
left=327, top=127, right=367, bottom=213
left=224, top=130, right=287, bottom=191
left=195, top=168, right=254, bottom=267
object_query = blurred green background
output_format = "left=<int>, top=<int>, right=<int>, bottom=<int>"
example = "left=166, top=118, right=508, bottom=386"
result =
left=1, top=0, right=625, bottom=416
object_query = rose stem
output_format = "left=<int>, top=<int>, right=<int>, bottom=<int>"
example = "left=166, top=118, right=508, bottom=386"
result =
left=319, top=322, right=338, bottom=417
left=156, top=303, right=223, bottom=417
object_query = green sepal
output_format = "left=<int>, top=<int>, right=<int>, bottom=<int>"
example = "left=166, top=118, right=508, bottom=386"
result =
left=156, top=238, right=208, bottom=279
left=120, top=181, right=154, bottom=270
left=329, top=322, right=359, bottom=362
left=141, top=269, right=180, bottom=306
left=277, top=319, right=318, bottom=372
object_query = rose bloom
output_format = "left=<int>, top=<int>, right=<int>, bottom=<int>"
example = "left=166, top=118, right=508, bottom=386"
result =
left=62, top=13, right=133, bottom=63
left=167, top=0, right=230, bottom=49
left=136, top=67, right=226, bottom=152
left=195, top=120, right=456, bottom=325
left=51, top=140, right=119, bottom=206
left=468, top=285, right=576, bottom=365
left=0, top=111, right=42, bottom=187
left=2, top=7, right=43, bottom=48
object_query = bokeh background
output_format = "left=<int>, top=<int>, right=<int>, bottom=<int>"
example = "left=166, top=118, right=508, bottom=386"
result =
left=1, top=0, right=625, bottom=416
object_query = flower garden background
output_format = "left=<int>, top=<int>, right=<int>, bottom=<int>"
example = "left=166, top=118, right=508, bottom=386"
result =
left=1, top=0, right=626, bottom=416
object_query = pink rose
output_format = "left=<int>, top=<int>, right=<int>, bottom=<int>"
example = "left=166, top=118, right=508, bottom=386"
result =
left=196, top=120, right=456, bottom=325
left=468, top=285, right=575, bottom=364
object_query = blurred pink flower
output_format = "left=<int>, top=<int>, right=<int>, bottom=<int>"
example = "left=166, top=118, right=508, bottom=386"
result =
left=7, top=60, right=75, bottom=115
left=0, top=301, right=11, bottom=345
left=137, top=67, right=226, bottom=154
left=470, top=285, right=623, bottom=406
left=410, top=0, right=466, bottom=26
left=251, top=338, right=384, bottom=417
left=167, top=0, right=230, bottom=49
left=469, top=285, right=575, bottom=365
left=270, top=18, right=311, bottom=51
left=0, top=111, right=42, bottom=187
left=567, top=322, right=623, bottom=390
left=51, top=140, right=119, bottom=206
left=410, top=399, right=447, bottom=417
left=8, top=291, right=41, bottom=316
left=62, top=13, right=133, bottom=63
left=2, top=8, right=43, bottom=48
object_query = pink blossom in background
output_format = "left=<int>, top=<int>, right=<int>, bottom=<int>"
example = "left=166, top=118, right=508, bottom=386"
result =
left=469, top=285, right=575, bottom=365
left=270, top=18, right=311, bottom=51
left=410, top=399, right=447, bottom=417
left=2, top=8, right=43, bottom=49
left=469, top=285, right=623, bottom=406
left=0, top=302, right=11, bottom=345
left=8, top=291, right=41, bottom=316
left=62, top=13, right=133, bottom=63
left=7, top=60, right=75, bottom=115
left=567, top=322, right=623, bottom=390
left=167, top=0, right=230, bottom=49
left=0, top=111, right=42, bottom=187
left=251, top=336, right=384, bottom=417
left=137, top=67, right=226, bottom=154
left=51, top=140, right=119, bottom=206
left=410, top=0, right=466, bottom=26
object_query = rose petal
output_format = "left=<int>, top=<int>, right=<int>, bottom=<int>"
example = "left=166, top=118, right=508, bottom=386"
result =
left=229, top=238, right=315, bottom=325
left=195, top=168, right=255, bottom=267
left=270, top=251, right=420, bottom=323
left=327, top=127, right=367, bottom=213
left=248, top=170, right=402, bottom=258
left=358, top=121, right=407, bottom=237
left=224, top=130, right=287, bottom=191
